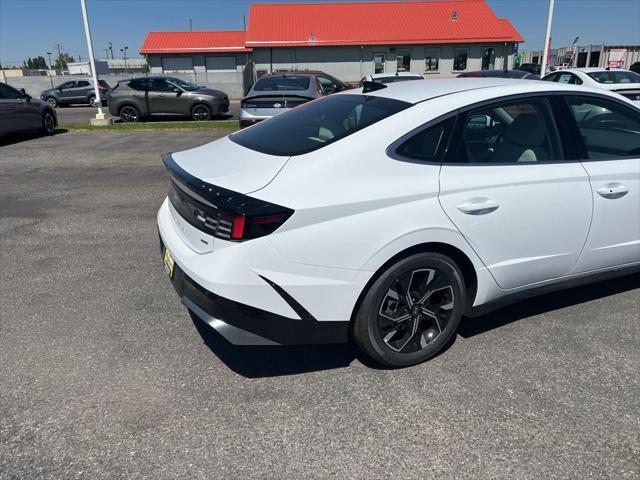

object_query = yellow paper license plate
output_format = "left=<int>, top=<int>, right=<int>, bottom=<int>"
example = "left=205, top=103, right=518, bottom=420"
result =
left=162, top=247, right=175, bottom=279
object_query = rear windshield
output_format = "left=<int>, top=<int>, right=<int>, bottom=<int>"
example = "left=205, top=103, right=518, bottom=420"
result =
left=587, top=71, right=640, bottom=84
left=253, top=75, right=311, bottom=91
left=231, top=94, right=411, bottom=156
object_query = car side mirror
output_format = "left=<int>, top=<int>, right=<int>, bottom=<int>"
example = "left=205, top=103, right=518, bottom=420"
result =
left=19, top=88, right=31, bottom=101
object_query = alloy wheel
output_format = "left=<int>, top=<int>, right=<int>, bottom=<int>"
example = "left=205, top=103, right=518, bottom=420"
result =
left=46, top=97, right=57, bottom=108
left=192, top=105, right=211, bottom=121
left=89, top=95, right=97, bottom=107
left=377, top=268, right=455, bottom=353
left=43, top=112, right=55, bottom=134
left=120, top=106, right=138, bottom=122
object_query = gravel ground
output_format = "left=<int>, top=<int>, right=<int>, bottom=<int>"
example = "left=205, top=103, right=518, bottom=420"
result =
left=1, top=130, right=639, bottom=479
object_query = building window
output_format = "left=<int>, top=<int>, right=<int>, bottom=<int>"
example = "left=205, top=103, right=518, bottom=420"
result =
left=205, top=56, right=237, bottom=72
left=396, top=51, right=411, bottom=72
left=425, top=48, right=440, bottom=72
left=481, top=47, right=496, bottom=70
left=373, top=53, right=385, bottom=74
left=453, top=48, right=468, bottom=71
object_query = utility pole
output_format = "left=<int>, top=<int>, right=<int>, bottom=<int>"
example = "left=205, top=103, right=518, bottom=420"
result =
left=80, top=0, right=109, bottom=123
left=46, top=51, right=54, bottom=87
left=120, top=46, right=129, bottom=74
left=541, top=0, right=554, bottom=76
left=189, top=17, right=193, bottom=31
left=243, top=14, right=246, bottom=31
left=108, top=41, right=114, bottom=60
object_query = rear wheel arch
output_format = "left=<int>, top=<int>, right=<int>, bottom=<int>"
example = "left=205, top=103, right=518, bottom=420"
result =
left=350, top=242, right=478, bottom=326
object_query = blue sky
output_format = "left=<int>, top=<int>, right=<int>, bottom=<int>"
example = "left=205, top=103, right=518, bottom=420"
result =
left=1, top=0, right=639, bottom=66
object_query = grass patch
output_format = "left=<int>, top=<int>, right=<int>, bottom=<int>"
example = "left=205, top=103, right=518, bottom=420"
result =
left=64, top=120, right=239, bottom=131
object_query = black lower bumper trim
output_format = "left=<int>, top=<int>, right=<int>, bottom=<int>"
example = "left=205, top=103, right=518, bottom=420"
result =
left=161, top=239, right=349, bottom=345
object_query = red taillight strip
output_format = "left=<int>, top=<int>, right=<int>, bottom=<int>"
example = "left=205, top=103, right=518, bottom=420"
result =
left=231, top=215, right=246, bottom=239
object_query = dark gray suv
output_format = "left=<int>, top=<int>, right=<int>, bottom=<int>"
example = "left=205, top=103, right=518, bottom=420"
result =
left=40, top=79, right=110, bottom=108
left=106, top=76, right=229, bottom=122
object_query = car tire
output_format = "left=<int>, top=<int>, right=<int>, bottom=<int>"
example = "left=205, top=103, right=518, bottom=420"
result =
left=88, top=95, right=97, bottom=107
left=119, top=105, right=140, bottom=123
left=191, top=104, right=212, bottom=121
left=352, top=252, right=466, bottom=368
left=41, top=111, right=56, bottom=135
left=45, top=97, right=57, bottom=108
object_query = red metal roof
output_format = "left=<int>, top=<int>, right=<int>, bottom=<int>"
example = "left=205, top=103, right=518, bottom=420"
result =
left=140, top=31, right=251, bottom=54
left=245, top=0, right=523, bottom=47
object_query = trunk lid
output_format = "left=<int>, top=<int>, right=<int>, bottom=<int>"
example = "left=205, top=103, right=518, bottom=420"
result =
left=170, top=136, right=289, bottom=194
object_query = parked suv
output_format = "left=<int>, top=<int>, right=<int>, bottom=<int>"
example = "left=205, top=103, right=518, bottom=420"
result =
left=40, top=79, right=110, bottom=108
left=240, top=71, right=349, bottom=128
left=106, top=76, right=229, bottom=122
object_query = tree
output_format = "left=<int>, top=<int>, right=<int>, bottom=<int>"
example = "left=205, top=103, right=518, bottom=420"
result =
left=54, top=53, right=75, bottom=71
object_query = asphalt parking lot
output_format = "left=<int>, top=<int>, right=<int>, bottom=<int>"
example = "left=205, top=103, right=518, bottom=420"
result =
left=1, top=130, right=639, bottom=479
left=54, top=101, right=240, bottom=125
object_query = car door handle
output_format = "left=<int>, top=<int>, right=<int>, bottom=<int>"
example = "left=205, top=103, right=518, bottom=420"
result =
left=456, top=198, right=500, bottom=215
left=596, top=183, right=629, bottom=199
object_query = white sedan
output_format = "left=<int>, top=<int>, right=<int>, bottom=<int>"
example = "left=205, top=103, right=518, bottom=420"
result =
left=158, top=78, right=640, bottom=367
left=543, top=68, right=640, bottom=106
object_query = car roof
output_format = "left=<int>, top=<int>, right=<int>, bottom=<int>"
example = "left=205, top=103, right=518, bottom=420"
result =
left=565, top=67, right=635, bottom=73
left=340, top=78, right=624, bottom=104
left=369, top=72, right=423, bottom=79
left=259, top=71, right=329, bottom=78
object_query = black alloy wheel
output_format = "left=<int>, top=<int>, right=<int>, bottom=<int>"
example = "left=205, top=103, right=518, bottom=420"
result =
left=191, top=104, right=212, bottom=121
left=353, top=252, right=466, bottom=367
left=119, top=105, right=140, bottom=123
left=42, top=111, right=56, bottom=135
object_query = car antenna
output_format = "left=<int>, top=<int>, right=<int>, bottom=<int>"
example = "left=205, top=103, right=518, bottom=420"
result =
left=362, top=81, right=387, bottom=93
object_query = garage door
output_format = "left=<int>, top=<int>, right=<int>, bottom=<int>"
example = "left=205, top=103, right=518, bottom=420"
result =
left=161, top=57, right=194, bottom=73
left=206, top=56, right=236, bottom=72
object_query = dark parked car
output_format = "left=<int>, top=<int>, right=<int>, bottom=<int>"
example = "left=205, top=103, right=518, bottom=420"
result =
left=457, top=70, right=539, bottom=80
left=517, top=63, right=542, bottom=76
left=240, top=71, right=350, bottom=128
left=0, top=82, right=57, bottom=137
left=629, top=62, right=640, bottom=74
left=40, top=79, right=110, bottom=108
left=106, top=76, right=229, bottom=122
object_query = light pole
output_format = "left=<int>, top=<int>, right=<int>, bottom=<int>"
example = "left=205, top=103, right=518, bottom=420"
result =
left=541, top=0, right=554, bottom=76
left=46, top=51, right=54, bottom=87
left=80, top=0, right=109, bottom=123
left=120, top=46, right=128, bottom=74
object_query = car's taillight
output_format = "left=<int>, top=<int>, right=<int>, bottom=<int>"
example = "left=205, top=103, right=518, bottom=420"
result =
left=167, top=176, right=293, bottom=242
left=230, top=213, right=291, bottom=240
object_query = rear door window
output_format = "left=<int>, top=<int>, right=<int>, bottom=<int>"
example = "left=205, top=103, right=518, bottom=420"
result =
left=77, top=80, right=91, bottom=87
left=231, top=94, right=411, bottom=156
left=446, top=97, right=563, bottom=163
left=565, top=96, right=640, bottom=159
left=253, top=76, right=311, bottom=92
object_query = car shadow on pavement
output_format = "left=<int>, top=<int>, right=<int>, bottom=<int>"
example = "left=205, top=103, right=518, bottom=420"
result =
left=0, top=129, right=68, bottom=147
left=113, top=114, right=233, bottom=124
left=458, top=272, right=640, bottom=338
left=189, top=312, right=361, bottom=378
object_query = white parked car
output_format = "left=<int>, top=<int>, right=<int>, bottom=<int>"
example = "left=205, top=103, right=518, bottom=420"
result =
left=359, top=72, right=425, bottom=85
left=543, top=68, right=640, bottom=106
left=158, top=79, right=640, bottom=367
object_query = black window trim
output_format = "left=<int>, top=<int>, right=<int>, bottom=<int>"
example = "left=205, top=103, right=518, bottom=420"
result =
left=441, top=93, right=569, bottom=165
left=386, top=111, right=458, bottom=165
left=560, top=92, right=640, bottom=162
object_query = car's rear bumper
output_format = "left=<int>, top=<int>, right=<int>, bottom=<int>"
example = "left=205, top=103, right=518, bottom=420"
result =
left=159, top=235, right=349, bottom=346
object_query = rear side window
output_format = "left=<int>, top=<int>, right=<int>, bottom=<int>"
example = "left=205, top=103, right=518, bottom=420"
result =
left=77, top=80, right=91, bottom=87
left=588, top=71, right=640, bottom=84
left=231, top=94, right=411, bottom=156
left=128, top=79, right=149, bottom=91
left=446, top=97, right=563, bottom=163
left=395, top=117, right=455, bottom=162
left=565, top=96, right=640, bottom=159
left=253, top=76, right=310, bottom=92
